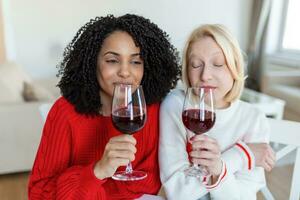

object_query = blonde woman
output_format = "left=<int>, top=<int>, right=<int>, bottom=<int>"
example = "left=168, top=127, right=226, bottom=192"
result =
left=159, top=24, right=275, bottom=200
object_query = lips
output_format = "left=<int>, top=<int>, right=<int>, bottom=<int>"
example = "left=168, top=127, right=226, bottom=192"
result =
left=113, top=82, right=134, bottom=86
left=201, top=85, right=217, bottom=89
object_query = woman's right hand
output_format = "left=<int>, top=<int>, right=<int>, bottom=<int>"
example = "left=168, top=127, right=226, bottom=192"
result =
left=94, top=134, right=137, bottom=180
left=247, top=143, right=276, bottom=172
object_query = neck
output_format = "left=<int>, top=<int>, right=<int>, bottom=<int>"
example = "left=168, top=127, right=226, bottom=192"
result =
left=216, top=100, right=230, bottom=109
left=99, top=90, right=112, bottom=116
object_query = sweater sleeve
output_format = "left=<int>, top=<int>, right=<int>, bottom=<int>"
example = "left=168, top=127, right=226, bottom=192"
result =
left=222, top=141, right=256, bottom=174
left=206, top=111, right=270, bottom=200
left=28, top=100, right=107, bottom=200
left=159, top=101, right=258, bottom=200
left=159, top=93, right=209, bottom=200
left=102, top=104, right=162, bottom=199
left=159, top=93, right=269, bottom=200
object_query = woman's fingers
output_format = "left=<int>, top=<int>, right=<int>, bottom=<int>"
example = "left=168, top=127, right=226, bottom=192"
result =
left=265, top=156, right=275, bottom=170
left=190, top=149, right=220, bottom=160
left=191, top=158, right=216, bottom=167
left=108, top=157, right=131, bottom=168
left=263, top=161, right=273, bottom=172
left=106, top=142, right=137, bottom=153
left=110, top=134, right=137, bottom=145
left=191, top=140, right=220, bottom=154
left=192, top=134, right=215, bottom=143
left=269, top=148, right=276, bottom=162
left=107, top=150, right=135, bottom=162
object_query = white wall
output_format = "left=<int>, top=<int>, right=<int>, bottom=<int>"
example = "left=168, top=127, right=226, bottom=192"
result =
left=2, top=0, right=253, bottom=78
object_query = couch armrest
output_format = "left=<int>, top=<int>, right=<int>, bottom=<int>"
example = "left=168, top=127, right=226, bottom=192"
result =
left=262, top=71, right=300, bottom=87
left=34, top=77, right=60, bottom=98
left=0, top=102, right=46, bottom=174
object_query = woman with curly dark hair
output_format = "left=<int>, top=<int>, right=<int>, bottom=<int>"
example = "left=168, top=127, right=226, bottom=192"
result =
left=28, top=14, right=180, bottom=199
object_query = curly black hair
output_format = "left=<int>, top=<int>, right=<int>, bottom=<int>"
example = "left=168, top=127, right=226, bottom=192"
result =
left=57, top=14, right=180, bottom=115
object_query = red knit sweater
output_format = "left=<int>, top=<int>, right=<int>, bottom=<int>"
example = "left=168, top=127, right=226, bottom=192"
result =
left=28, top=97, right=161, bottom=199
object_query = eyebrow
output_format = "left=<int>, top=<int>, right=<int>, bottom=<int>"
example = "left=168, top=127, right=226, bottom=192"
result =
left=103, top=51, right=141, bottom=57
left=189, top=51, right=223, bottom=60
left=211, top=51, right=223, bottom=56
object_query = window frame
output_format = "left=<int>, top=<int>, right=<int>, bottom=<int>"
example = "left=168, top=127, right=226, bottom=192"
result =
left=268, top=0, right=300, bottom=68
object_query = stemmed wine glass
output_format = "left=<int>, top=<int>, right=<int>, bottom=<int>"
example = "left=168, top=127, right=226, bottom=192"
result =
left=182, top=87, right=216, bottom=177
left=111, top=83, right=147, bottom=181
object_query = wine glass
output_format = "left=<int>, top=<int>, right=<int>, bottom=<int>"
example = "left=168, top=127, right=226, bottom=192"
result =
left=182, top=87, right=216, bottom=177
left=111, top=83, right=147, bottom=181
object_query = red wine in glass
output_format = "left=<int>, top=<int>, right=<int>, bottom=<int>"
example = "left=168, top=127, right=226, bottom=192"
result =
left=111, top=84, right=147, bottom=181
left=182, top=87, right=216, bottom=177
left=182, top=109, right=215, bottom=135
left=112, top=107, right=146, bottom=134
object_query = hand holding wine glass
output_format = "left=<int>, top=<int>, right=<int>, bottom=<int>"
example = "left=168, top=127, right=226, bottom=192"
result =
left=111, top=83, right=147, bottom=181
left=182, top=87, right=216, bottom=178
left=189, top=134, right=223, bottom=177
left=94, top=134, right=137, bottom=180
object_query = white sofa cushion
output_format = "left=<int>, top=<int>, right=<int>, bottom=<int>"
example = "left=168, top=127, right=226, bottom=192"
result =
left=0, top=82, right=20, bottom=103
left=268, top=84, right=300, bottom=114
left=0, top=61, right=32, bottom=103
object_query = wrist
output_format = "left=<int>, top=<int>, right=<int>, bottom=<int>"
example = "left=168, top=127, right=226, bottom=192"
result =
left=212, top=159, right=223, bottom=177
left=202, top=160, right=227, bottom=190
left=93, top=163, right=108, bottom=180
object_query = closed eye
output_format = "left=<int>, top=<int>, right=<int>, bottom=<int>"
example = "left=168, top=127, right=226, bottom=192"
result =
left=106, top=59, right=118, bottom=63
left=131, top=61, right=143, bottom=65
left=213, top=64, right=223, bottom=67
left=191, top=64, right=204, bottom=68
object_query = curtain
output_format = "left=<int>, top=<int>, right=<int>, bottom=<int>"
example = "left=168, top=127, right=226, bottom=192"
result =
left=246, top=0, right=273, bottom=91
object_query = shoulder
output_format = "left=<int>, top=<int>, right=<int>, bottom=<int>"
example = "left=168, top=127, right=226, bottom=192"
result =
left=234, top=100, right=267, bottom=122
left=158, top=89, right=185, bottom=119
left=47, top=96, right=79, bottom=122
left=147, top=103, right=160, bottom=117
left=161, top=89, right=185, bottom=109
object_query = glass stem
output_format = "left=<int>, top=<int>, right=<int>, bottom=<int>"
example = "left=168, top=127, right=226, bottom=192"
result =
left=193, top=163, right=200, bottom=169
left=125, top=162, right=133, bottom=174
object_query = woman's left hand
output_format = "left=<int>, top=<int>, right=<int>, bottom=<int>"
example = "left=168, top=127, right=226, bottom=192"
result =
left=190, top=134, right=223, bottom=177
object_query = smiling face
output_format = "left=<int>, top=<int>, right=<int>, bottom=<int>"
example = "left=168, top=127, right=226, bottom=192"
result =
left=187, top=36, right=234, bottom=108
left=96, top=31, right=144, bottom=103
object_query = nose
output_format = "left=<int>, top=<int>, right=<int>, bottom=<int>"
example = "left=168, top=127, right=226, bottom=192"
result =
left=117, top=62, right=130, bottom=78
left=200, top=65, right=212, bottom=82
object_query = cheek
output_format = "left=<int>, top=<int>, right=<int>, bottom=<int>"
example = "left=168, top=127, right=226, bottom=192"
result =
left=96, top=66, right=102, bottom=85
left=97, top=64, right=114, bottom=89
left=217, top=70, right=234, bottom=96
left=133, top=67, right=144, bottom=84
left=187, top=69, right=198, bottom=85
left=223, top=73, right=234, bottom=91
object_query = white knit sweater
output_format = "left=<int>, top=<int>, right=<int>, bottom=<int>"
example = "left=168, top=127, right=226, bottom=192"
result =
left=159, top=89, right=270, bottom=200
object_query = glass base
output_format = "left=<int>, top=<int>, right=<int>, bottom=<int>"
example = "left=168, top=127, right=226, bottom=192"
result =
left=184, top=165, right=209, bottom=178
left=112, top=170, right=147, bottom=181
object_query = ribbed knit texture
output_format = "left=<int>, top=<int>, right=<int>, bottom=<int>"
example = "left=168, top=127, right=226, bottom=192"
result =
left=28, top=97, right=161, bottom=199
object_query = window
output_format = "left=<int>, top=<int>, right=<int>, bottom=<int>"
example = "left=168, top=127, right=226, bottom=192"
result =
left=267, top=0, right=300, bottom=68
left=282, top=0, right=300, bottom=51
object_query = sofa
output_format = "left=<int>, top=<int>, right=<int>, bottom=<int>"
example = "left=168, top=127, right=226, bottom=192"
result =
left=0, top=61, right=60, bottom=174
left=261, top=70, right=300, bottom=122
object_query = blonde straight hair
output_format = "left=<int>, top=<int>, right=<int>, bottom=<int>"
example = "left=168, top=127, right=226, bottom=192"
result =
left=182, top=24, right=245, bottom=103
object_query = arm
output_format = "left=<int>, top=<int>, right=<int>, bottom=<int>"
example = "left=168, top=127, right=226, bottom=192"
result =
left=207, top=111, right=271, bottom=199
left=99, top=103, right=161, bottom=199
left=159, top=94, right=208, bottom=200
left=29, top=102, right=161, bottom=199
left=28, top=102, right=106, bottom=200
left=159, top=93, right=261, bottom=200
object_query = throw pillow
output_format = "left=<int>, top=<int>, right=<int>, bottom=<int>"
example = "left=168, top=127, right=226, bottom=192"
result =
left=0, top=61, right=32, bottom=103
left=22, top=81, right=55, bottom=102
